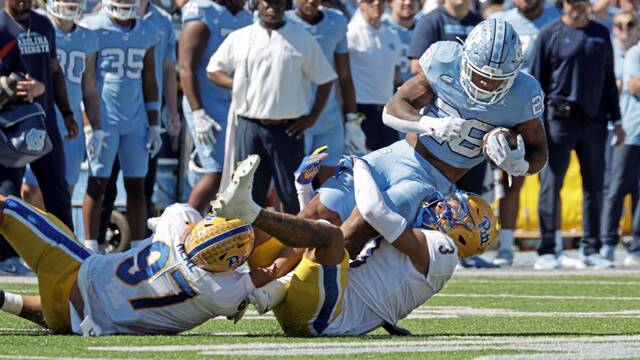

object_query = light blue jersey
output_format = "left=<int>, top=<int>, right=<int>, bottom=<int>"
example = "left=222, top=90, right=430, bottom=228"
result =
left=24, top=23, right=100, bottom=187
left=418, top=41, right=544, bottom=169
left=621, top=44, right=640, bottom=145
left=83, top=11, right=158, bottom=178
left=181, top=0, right=252, bottom=173
left=382, top=14, right=413, bottom=82
left=85, top=11, right=158, bottom=132
left=285, top=9, right=347, bottom=164
left=491, top=6, right=560, bottom=72
left=143, top=3, right=176, bottom=111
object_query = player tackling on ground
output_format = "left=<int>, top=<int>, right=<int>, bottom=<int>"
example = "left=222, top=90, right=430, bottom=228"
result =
left=0, top=153, right=495, bottom=336
left=213, top=154, right=498, bottom=336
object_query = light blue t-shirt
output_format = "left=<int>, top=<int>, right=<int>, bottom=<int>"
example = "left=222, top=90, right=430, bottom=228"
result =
left=382, top=14, right=414, bottom=82
left=491, top=6, right=561, bottom=72
left=418, top=41, right=545, bottom=169
left=85, top=11, right=159, bottom=132
left=181, top=0, right=252, bottom=103
left=285, top=9, right=347, bottom=133
left=143, top=3, right=176, bottom=103
left=53, top=23, right=98, bottom=129
left=621, top=44, right=640, bottom=145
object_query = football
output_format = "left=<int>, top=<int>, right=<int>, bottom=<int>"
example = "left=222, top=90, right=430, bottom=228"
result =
left=482, top=127, right=518, bottom=166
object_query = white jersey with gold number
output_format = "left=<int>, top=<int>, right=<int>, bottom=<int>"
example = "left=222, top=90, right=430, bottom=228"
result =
left=73, top=204, right=255, bottom=335
left=324, top=230, right=458, bottom=335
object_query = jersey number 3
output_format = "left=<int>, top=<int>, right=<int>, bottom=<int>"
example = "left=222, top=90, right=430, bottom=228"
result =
left=116, top=242, right=198, bottom=310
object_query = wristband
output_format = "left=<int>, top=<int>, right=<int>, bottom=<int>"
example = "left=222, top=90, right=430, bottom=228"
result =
left=145, top=101, right=161, bottom=112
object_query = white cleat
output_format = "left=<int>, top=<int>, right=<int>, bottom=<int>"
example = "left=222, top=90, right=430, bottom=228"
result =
left=623, top=255, right=640, bottom=268
left=534, top=254, right=560, bottom=270
left=584, top=254, right=614, bottom=269
left=211, top=155, right=263, bottom=223
left=558, top=255, right=587, bottom=270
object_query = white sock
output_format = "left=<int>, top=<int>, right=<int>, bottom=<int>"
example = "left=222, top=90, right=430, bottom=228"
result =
left=498, top=229, right=514, bottom=252
left=554, top=231, right=563, bottom=256
left=131, top=239, right=144, bottom=248
left=0, top=291, right=23, bottom=315
left=84, top=239, right=99, bottom=253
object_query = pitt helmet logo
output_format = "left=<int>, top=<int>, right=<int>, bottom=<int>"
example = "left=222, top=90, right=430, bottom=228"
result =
left=479, top=216, right=491, bottom=246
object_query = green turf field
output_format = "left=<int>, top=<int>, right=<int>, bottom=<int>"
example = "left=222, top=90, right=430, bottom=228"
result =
left=2, top=271, right=640, bottom=359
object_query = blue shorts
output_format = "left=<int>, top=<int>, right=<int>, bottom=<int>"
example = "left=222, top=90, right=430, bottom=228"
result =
left=304, top=123, right=344, bottom=167
left=182, top=97, right=229, bottom=173
left=89, top=121, right=148, bottom=178
left=318, top=139, right=454, bottom=223
left=24, top=127, right=86, bottom=187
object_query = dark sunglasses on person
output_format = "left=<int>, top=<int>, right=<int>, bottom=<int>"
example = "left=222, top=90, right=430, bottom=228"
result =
left=615, top=21, right=636, bottom=30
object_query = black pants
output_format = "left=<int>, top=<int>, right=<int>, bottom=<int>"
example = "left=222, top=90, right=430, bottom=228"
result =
left=0, top=120, right=72, bottom=259
left=358, top=104, right=398, bottom=151
left=235, top=117, right=304, bottom=214
left=456, top=161, right=488, bottom=194
left=537, top=120, right=607, bottom=256
left=97, top=155, right=158, bottom=242
left=600, top=144, right=640, bottom=255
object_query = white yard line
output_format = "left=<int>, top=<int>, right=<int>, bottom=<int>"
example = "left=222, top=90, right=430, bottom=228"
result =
left=434, top=293, right=640, bottom=301
left=87, top=335, right=640, bottom=359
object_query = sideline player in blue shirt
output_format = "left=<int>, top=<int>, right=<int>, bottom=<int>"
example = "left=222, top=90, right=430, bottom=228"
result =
left=22, top=0, right=103, bottom=210
left=82, top=0, right=161, bottom=250
left=179, top=0, right=252, bottom=214
left=286, top=1, right=365, bottom=183
left=299, top=19, right=549, bottom=256
left=383, top=0, right=419, bottom=83
left=94, top=0, right=180, bottom=251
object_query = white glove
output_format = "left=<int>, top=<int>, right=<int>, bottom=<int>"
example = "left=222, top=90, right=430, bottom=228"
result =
left=345, top=112, right=368, bottom=156
left=192, top=108, right=222, bottom=145
left=146, top=125, right=164, bottom=158
left=419, top=115, right=466, bottom=142
left=485, top=133, right=529, bottom=177
left=84, top=125, right=106, bottom=161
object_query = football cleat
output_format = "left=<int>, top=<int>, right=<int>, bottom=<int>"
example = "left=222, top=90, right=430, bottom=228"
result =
left=534, top=254, right=560, bottom=270
left=184, top=215, right=255, bottom=273
left=461, top=18, right=523, bottom=105
left=211, top=155, right=263, bottom=223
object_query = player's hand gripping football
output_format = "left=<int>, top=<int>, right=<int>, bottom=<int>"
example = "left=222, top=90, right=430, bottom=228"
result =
left=484, top=129, right=529, bottom=177
left=193, top=108, right=222, bottom=145
left=294, top=145, right=329, bottom=185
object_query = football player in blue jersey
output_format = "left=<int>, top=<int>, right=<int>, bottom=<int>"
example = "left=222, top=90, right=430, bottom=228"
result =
left=298, top=19, right=548, bottom=256
left=285, top=0, right=365, bottom=183
left=21, top=0, right=103, bottom=211
left=489, top=0, right=560, bottom=266
left=178, top=0, right=252, bottom=214
left=81, top=0, right=160, bottom=250
left=383, top=0, right=419, bottom=84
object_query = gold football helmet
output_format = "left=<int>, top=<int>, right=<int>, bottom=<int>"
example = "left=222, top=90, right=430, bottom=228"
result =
left=417, top=190, right=498, bottom=258
left=184, top=214, right=255, bottom=272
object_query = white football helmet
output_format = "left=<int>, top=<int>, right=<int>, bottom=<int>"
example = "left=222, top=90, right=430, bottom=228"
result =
left=46, top=0, right=86, bottom=20
left=102, top=0, right=139, bottom=20
left=460, top=18, right=523, bottom=105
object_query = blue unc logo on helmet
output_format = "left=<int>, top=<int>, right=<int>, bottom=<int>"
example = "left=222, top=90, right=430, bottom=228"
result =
left=461, top=18, right=523, bottom=105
